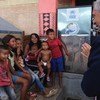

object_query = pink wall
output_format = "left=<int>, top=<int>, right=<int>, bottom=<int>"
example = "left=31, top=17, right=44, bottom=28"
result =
left=38, top=0, right=57, bottom=36
left=38, top=0, right=57, bottom=13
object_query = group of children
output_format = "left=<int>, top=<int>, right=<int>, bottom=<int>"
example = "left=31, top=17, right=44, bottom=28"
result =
left=0, top=28, right=69, bottom=100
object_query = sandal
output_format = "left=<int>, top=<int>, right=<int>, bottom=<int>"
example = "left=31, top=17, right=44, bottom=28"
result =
left=45, top=88, right=58, bottom=97
left=28, top=92, right=37, bottom=97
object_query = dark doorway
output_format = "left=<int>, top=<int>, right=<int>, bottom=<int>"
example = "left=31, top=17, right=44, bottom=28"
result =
left=76, top=0, right=96, bottom=6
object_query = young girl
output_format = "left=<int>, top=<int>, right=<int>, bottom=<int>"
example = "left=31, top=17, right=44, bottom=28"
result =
left=24, top=33, right=41, bottom=56
left=46, top=29, right=70, bottom=87
left=0, top=45, right=16, bottom=100
left=2, top=35, right=31, bottom=100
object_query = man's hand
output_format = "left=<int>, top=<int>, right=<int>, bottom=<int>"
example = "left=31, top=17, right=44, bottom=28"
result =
left=81, top=43, right=91, bottom=58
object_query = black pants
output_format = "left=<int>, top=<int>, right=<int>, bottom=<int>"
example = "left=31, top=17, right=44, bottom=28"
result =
left=97, top=96, right=100, bottom=100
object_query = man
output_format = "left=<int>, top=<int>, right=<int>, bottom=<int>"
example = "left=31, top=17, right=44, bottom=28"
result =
left=81, top=1, right=100, bottom=100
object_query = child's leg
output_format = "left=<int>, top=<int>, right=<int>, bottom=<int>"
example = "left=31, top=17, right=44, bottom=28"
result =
left=12, top=75, right=29, bottom=100
left=5, top=86, right=16, bottom=100
left=51, top=58, right=56, bottom=86
left=32, top=74, right=45, bottom=92
left=52, top=72, right=56, bottom=86
left=57, top=57, right=64, bottom=88
left=15, top=70, right=32, bottom=83
left=33, top=74, right=57, bottom=97
left=0, top=87, right=9, bottom=100
left=38, top=62, right=44, bottom=74
left=47, top=62, right=51, bottom=78
left=58, top=72, right=63, bottom=87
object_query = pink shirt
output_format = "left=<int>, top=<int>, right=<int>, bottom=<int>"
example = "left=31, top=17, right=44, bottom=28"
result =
left=0, top=60, right=11, bottom=86
left=47, top=38, right=63, bottom=58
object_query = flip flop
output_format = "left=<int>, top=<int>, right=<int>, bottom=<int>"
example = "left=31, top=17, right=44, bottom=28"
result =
left=28, top=92, right=37, bottom=97
left=45, top=88, right=58, bottom=97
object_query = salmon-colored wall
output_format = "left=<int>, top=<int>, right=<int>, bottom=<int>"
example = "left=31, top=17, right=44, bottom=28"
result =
left=71, top=0, right=75, bottom=6
left=38, top=0, right=57, bottom=13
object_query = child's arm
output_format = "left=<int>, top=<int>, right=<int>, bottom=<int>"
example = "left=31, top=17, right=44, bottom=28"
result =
left=8, top=59, right=15, bottom=75
left=0, top=76, right=10, bottom=82
left=59, top=39, right=70, bottom=58
left=35, top=48, right=42, bottom=56
left=37, top=51, right=42, bottom=63
left=14, top=56, right=28, bottom=73
left=24, top=44, right=29, bottom=56
left=48, top=50, right=52, bottom=62
left=7, top=61, right=15, bottom=88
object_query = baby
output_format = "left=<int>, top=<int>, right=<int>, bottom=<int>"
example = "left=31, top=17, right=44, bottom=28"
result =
left=38, top=41, right=52, bottom=81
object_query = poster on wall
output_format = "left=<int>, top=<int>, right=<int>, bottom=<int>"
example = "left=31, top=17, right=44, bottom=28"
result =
left=58, top=6, right=92, bottom=36
left=57, top=6, right=92, bottom=73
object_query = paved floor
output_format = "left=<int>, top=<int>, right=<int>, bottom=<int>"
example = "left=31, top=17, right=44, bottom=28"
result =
left=36, top=88, right=62, bottom=100
left=16, top=80, right=63, bottom=100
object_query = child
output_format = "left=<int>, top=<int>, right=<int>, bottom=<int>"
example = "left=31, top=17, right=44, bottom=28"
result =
left=38, top=41, right=52, bottom=81
left=16, top=38, right=23, bottom=56
left=24, top=33, right=41, bottom=56
left=46, top=28, right=70, bottom=87
left=25, top=44, right=39, bottom=72
left=2, top=35, right=30, bottom=100
left=16, top=38, right=24, bottom=68
left=0, top=45, right=16, bottom=100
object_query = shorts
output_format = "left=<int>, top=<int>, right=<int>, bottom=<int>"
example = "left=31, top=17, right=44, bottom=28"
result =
left=12, top=71, right=24, bottom=83
left=51, top=56, right=64, bottom=72
left=12, top=75, right=20, bottom=83
left=41, top=60, right=47, bottom=66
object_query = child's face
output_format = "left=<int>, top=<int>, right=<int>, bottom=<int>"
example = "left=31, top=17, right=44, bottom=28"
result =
left=48, top=32, right=55, bottom=40
left=0, top=50, right=9, bottom=61
left=16, top=40, right=22, bottom=48
left=42, top=42, right=49, bottom=50
left=31, top=35, right=38, bottom=43
left=8, top=38, right=16, bottom=48
left=31, top=46, right=38, bottom=53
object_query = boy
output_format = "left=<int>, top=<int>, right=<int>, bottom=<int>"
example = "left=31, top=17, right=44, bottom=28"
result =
left=0, top=45, right=16, bottom=100
left=38, top=41, right=52, bottom=81
left=46, top=28, right=70, bottom=87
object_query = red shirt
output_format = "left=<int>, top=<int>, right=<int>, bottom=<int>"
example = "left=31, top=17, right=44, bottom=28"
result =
left=27, top=52, right=38, bottom=61
left=47, top=38, right=62, bottom=58
left=0, top=60, right=11, bottom=86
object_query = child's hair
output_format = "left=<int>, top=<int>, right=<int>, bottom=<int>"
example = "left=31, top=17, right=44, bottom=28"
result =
left=2, top=35, right=16, bottom=57
left=2, top=35, right=16, bottom=46
left=31, top=44, right=38, bottom=50
left=0, top=45, right=8, bottom=51
left=29, top=33, right=41, bottom=49
left=46, top=29, right=54, bottom=35
left=42, top=41, right=48, bottom=45
left=16, top=38, right=21, bottom=41
left=30, top=33, right=40, bottom=41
